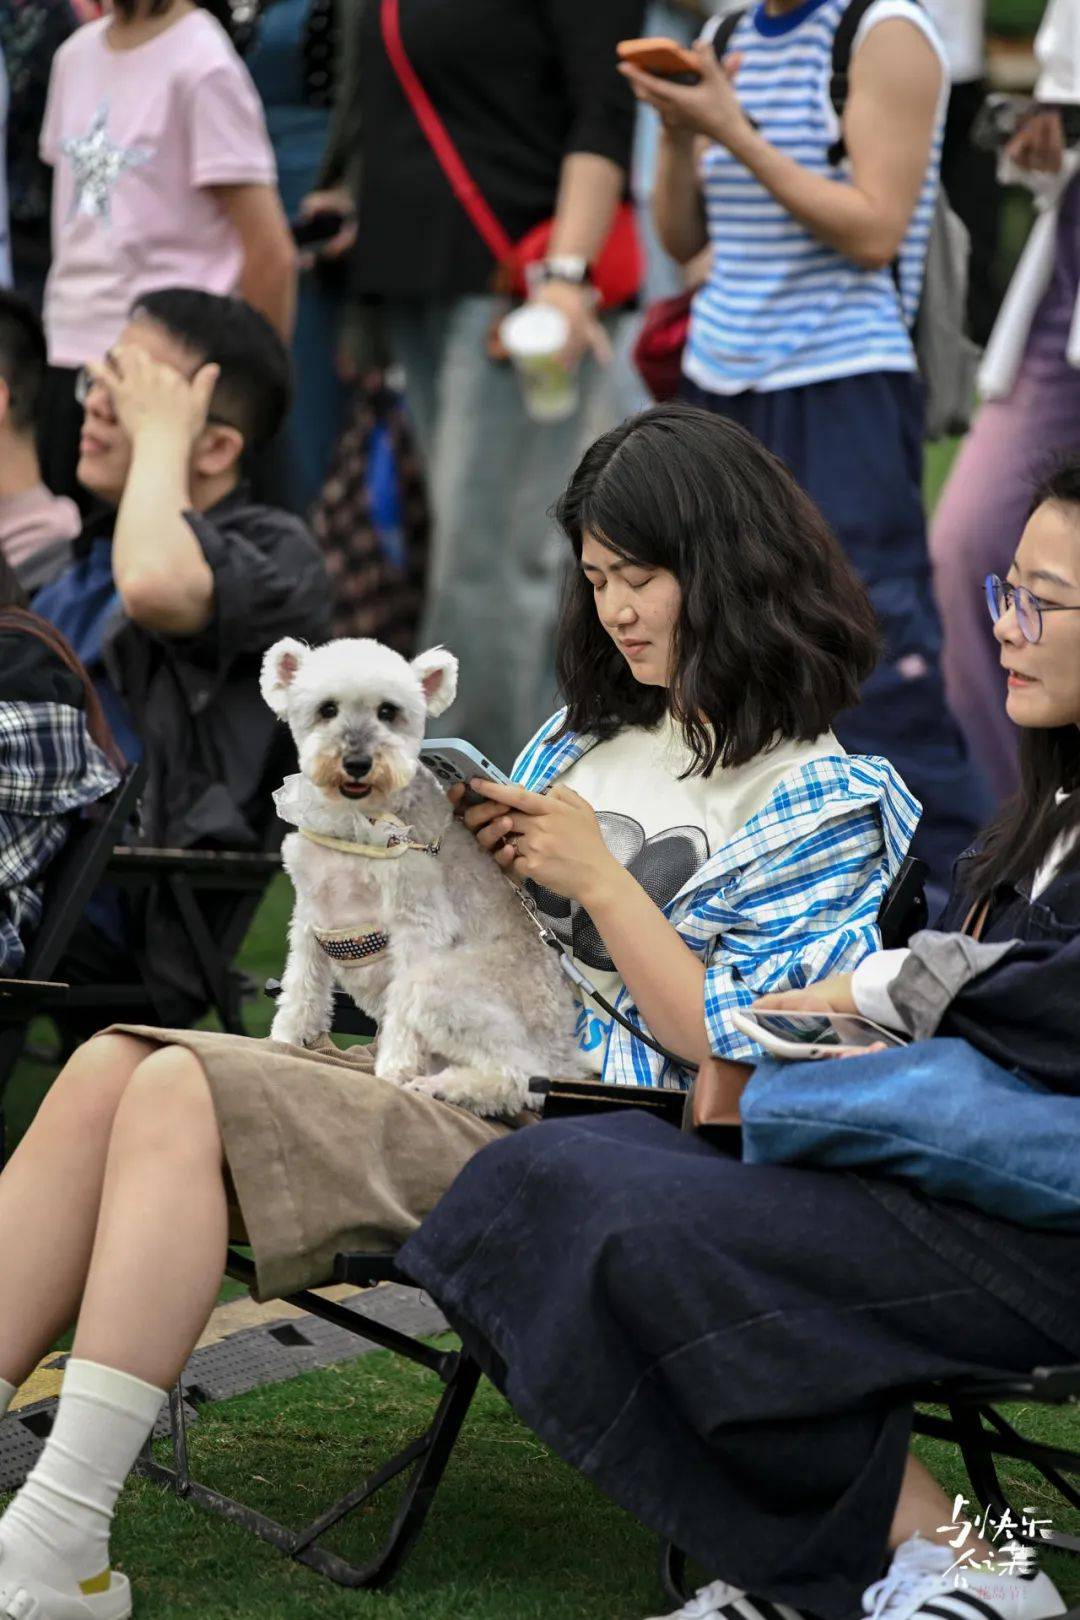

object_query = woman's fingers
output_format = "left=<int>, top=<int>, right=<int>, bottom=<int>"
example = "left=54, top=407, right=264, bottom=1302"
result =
left=462, top=797, right=510, bottom=833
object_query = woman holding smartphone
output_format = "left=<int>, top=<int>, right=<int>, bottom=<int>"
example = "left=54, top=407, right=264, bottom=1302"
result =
left=398, top=458, right=1080, bottom=1620
left=0, top=404, right=918, bottom=1619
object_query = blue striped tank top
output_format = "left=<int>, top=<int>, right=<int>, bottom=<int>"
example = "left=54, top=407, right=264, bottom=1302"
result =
left=683, top=0, right=947, bottom=397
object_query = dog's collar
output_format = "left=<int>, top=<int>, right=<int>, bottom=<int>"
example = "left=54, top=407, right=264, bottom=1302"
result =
left=298, top=816, right=442, bottom=861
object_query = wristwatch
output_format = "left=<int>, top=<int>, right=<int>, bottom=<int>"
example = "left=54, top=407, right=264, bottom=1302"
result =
left=536, top=255, right=591, bottom=287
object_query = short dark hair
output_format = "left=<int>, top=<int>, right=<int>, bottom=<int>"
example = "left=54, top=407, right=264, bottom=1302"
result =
left=553, top=404, right=879, bottom=774
left=968, top=455, right=1080, bottom=897
left=128, top=287, right=291, bottom=449
left=0, top=289, right=47, bottom=435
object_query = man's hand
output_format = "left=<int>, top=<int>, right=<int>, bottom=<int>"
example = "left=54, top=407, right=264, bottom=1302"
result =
left=531, top=280, right=612, bottom=369
left=752, top=973, right=858, bottom=1015
left=1005, top=108, right=1065, bottom=175
left=618, top=43, right=749, bottom=149
left=463, top=778, right=621, bottom=907
left=87, top=346, right=219, bottom=447
left=298, top=185, right=358, bottom=261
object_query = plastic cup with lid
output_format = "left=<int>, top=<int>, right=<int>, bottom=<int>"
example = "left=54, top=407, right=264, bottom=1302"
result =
left=499, top=303, right=579, bottom=424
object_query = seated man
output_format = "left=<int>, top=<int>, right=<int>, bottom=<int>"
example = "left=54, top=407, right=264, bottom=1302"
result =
left=0, top=291, right=80, bottom=594
left=34, top=286, right=330, bottom=1023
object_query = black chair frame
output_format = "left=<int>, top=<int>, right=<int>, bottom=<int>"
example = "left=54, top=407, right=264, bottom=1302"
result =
left=57, top=845, right=283, bottom=1036
left=136, top=1246, right=482, bottom=1590
left=0, top=763, right=146, bottom=1152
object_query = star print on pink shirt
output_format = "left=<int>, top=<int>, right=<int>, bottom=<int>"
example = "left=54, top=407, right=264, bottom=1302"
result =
left=40, top=9, right=276, bottom=368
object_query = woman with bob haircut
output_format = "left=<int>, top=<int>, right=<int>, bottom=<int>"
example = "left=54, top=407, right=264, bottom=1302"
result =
left=0, top=404, right=917, bottom=1620
left=398, top=455, right=1080, bottom=1620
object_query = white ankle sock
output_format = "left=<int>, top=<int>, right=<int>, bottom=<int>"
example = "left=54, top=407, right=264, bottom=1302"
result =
left=0, top=1378, right=16, bottom=1420
left=0, top=1359, right=164, bottom=1591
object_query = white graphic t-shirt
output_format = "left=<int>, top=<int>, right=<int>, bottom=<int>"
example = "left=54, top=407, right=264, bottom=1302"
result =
left=527, top=718, right=842, bottom=1072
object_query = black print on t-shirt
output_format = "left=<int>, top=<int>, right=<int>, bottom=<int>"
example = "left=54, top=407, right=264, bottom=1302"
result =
left=527, top=813, right=709, bottom=972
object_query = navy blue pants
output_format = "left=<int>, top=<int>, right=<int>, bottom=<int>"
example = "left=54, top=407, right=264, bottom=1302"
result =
left=401, top=1111, right=1080, bottom=1620
left=681, top=371, right=991, bottom=899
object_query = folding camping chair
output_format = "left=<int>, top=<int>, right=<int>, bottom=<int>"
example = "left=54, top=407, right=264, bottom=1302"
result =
left=0, top=763, right=146, bottom=1158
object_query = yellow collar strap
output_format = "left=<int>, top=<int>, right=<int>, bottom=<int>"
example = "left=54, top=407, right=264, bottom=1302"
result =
left=298, top=819, right=442, bottom=860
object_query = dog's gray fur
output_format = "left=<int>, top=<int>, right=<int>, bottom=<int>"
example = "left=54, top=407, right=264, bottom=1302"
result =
left=261, top=636, right=589, bottom=1117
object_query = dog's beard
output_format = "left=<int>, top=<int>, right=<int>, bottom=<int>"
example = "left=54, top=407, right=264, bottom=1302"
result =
left=308, top=748, right=416, bottom=802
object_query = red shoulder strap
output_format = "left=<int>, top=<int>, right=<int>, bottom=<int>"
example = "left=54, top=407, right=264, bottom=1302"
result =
left=380, top=0, right=514, bottom=266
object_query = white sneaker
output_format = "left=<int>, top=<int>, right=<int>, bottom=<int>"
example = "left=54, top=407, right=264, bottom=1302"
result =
left=0, top=1540, right=131, bottom=1620
left=863, top=1533, right=1066, bottom=1620
left=643, top=1581, right=805, bottom=1620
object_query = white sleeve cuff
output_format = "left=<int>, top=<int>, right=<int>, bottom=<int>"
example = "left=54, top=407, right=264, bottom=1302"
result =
left=851, top=949, right=912, bottom=1029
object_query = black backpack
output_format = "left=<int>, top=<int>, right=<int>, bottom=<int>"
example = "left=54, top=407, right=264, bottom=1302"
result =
left=708, top=0, right=978, bottom=440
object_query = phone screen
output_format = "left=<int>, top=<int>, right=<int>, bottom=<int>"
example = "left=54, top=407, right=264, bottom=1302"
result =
left=751, top=1013, right=903, bottom=1049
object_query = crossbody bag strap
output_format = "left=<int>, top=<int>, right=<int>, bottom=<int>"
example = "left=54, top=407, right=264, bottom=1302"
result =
left=379, top=0, right=514, bottom=266
left=960, top=895, right=992, bottom=942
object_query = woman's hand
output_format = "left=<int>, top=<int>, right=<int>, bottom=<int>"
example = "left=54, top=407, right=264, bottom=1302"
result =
left=1005, top=108, right=1065, bottom=175
left=752, top=972, right=857, bottom=1015
left=618, top=43, right=749, bottom=149
left=465, top=779, right=621, bottom=906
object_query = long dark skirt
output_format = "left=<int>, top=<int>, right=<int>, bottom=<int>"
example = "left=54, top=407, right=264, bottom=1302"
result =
left=398, top=1111, right=1080, bottom=1620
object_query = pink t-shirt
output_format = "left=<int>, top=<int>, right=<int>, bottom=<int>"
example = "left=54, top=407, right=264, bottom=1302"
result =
left=40, top=9, right=277, bottom=368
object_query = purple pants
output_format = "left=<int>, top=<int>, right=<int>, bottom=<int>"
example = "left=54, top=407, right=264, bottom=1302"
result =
left=930, top=178, right=1080, bottom=805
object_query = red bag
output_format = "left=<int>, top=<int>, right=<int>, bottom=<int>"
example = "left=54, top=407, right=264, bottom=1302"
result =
left=632, top=288, right=694, bottom=402
left=381, top=0, right=642, bottom=312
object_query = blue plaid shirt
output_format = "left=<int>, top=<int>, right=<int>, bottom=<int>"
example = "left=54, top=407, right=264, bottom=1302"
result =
left=513, top=713, right=921, bottom=1089
left=0, top=701, right=119, bottom=975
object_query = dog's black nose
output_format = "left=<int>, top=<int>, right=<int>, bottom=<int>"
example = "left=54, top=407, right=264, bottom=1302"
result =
left=343, top=754, right=372, bottom=780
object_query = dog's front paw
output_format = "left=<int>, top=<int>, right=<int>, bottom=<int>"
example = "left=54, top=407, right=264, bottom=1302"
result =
left=403, top=1069, right=529, bottom=1119
left=270, top=1013, right=320, bottom=1050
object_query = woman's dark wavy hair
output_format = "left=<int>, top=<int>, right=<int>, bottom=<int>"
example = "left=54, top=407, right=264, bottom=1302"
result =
left=966, top=457, right=1080, bottom=898
left=552, top=404, right=879, bottom=774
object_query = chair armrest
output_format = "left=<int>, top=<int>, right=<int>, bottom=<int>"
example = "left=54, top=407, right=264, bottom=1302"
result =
left=108, top=847, right=283, bottom=884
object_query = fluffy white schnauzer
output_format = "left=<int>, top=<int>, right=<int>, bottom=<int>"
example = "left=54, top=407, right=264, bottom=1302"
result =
left=261, top=636, right=589, bottom=1117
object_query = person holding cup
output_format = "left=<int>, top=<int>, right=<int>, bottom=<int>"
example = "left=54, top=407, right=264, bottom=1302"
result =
left=306, top=0, right=645, bottom=775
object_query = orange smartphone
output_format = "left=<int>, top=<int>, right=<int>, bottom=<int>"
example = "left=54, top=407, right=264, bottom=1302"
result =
left=617, top=36, right=701, bottom=84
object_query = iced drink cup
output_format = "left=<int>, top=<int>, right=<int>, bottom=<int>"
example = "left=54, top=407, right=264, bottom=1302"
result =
left=499, top=304, right=578, bottom=424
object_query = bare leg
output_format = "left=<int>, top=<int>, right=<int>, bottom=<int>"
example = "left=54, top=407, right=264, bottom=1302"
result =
left=889, top=1453, right=992, bottom=1560
left=71, top=1045, right=228, bottom=1388
left=0, top=1034, right=156, bottom=1388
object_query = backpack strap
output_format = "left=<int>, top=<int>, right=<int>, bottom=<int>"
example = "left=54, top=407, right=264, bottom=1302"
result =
left=826, top=0, right=882, bottom=164
left=706, top=8, right=746, bottom=59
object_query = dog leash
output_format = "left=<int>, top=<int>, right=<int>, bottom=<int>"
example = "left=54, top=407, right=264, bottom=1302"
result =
left=298, top=819, right=442, bottom=860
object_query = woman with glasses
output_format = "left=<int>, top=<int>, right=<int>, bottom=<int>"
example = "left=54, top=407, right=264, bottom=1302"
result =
left=397, top=458, right=1080, bottom=1620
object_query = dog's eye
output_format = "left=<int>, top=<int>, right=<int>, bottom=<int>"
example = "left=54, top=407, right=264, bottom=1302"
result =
left=317, top=701, right=339, bottom=721
left=377, top=702, right=399, bottom=724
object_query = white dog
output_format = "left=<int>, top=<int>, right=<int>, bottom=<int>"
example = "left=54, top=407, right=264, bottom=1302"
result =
left=261, top=636, right=589, bottom=1117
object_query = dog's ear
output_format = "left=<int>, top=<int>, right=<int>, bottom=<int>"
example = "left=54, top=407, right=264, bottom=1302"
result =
left=411, top=646, right=458, bottom=717
left=260, top=638, right=308, bottom=715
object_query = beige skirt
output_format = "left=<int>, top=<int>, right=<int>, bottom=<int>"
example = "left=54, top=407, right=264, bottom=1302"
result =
left=102, top=1026, right=532, bottom=1301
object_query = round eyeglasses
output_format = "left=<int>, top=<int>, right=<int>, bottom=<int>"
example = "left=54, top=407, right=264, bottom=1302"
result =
left=985, top=573, right=1080, bottom=645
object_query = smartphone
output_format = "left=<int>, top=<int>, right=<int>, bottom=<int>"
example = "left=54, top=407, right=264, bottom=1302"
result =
left=731, top=1009, right=907, bottom=1061
left=289, top=208, right=351, bottom=248
left=617, top=37, right=701, bottom=85
left=420, top=740, right=512, bottom=806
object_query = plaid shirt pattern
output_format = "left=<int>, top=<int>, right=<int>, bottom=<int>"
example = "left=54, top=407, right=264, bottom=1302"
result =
left=513, top=713, right=921, bottom=1090
left=0, top=701, right=120, bottom=975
